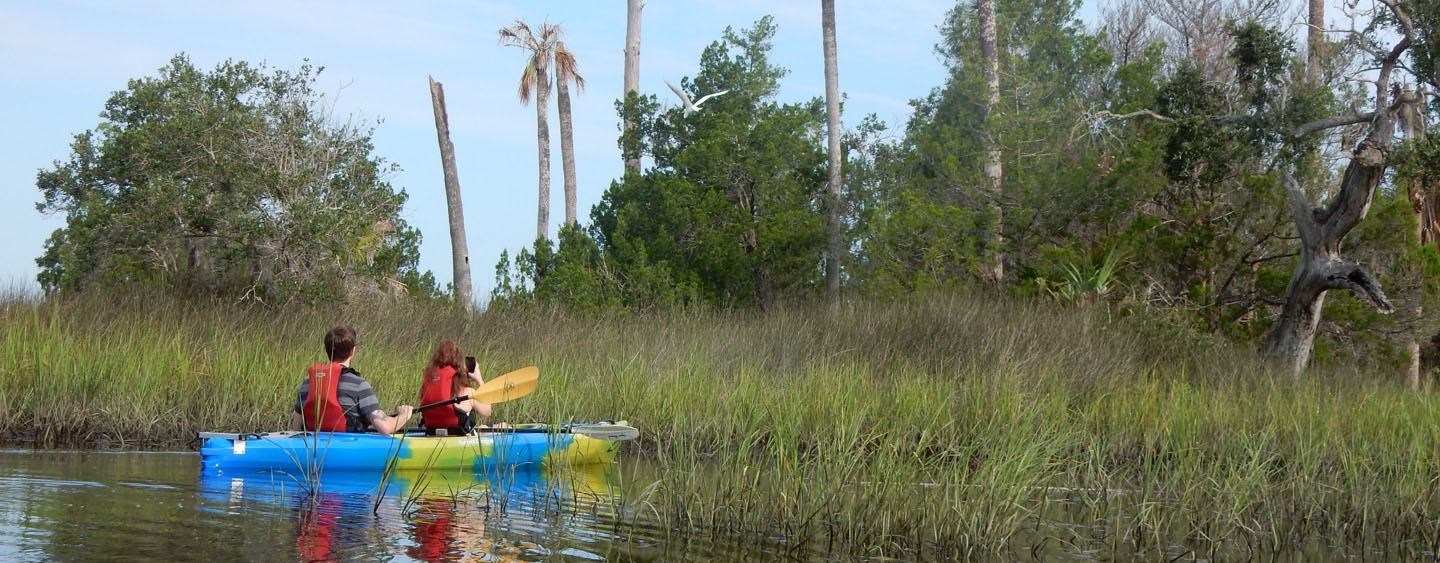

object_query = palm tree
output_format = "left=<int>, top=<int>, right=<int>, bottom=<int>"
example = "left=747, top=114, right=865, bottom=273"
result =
left=553, top=41, right=585, bottom=227
left=821, top=0, right=843, bottom=302
left=499, top=21, right=560, bottom=241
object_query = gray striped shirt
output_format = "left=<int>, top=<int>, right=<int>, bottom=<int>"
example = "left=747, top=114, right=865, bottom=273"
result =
left=292, top=366, right=384, bottom=432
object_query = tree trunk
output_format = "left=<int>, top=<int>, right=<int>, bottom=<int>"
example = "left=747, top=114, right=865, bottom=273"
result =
left=428, top=77, right=473, bottom=311
left=1402, top=91, right=1431, bottom=391
left=821, top=0, right=843, bottom=303
left=557, top=77, right=578, bottom=226
left=1265, top=249, right=1332, bottom=373
left=1266, top=2, right=1414, bottom=375
left=1266, top=131, right=1398, bottom=374
left=535, top=55, right=552, bottom=241
left=1307, top=0, right=1323, bottom=82
left=1409, top=306, right=1422, bottom=391
left=977, top=0, right=1004, bottom=284
left=1409, top=187, right=1427, bottom=390
left=623, top=0, right=644, bottom=174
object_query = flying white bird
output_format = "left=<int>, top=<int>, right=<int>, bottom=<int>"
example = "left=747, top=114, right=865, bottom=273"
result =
left=664, top=78, right=730, bottom=117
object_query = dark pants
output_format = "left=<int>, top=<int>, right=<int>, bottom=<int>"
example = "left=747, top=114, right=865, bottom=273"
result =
left=425, top=407, right=476, bottom=436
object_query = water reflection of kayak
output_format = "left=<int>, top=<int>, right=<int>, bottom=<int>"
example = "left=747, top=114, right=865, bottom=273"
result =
left=199, top=465, right=621, bottom=562
left=198, top=423, right=627, bottom=471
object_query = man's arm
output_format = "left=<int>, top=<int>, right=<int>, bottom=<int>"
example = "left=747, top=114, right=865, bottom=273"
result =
left=349, top=376, right=413, bottom=435
left=367, top=405, right=414, bottom=435
left=290, top=379, right=308, bottom=431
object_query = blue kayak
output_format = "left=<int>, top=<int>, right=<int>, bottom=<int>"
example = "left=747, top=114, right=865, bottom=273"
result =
left=199, top=424, right=625, bottom=471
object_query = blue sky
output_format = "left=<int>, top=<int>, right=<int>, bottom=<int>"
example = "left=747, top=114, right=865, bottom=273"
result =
left=0, top=0, right=1101, bottom=300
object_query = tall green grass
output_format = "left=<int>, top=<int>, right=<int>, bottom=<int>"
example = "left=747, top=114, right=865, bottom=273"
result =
left=3, top=291, right=1439, bottom=558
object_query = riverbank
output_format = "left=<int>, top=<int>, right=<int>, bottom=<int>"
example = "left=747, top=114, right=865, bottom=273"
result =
left=3, top=292, right=1437, bottom=558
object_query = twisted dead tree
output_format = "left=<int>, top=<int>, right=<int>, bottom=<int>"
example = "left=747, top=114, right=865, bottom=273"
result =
left=1264, top=0, right=1419, bottom=375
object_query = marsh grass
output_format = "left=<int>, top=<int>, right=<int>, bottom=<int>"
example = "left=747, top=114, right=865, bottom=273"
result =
left=4, top=291, right=1440, bottom=558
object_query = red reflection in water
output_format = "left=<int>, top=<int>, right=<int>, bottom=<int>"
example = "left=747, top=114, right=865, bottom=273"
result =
left=408, top=498, right=462, bottom=562
left=296, top=494, right=341, bottom=563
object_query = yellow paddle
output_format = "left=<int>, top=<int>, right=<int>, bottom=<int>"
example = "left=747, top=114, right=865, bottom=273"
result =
left=470, top=365, right=539, bottom=403
left=416, top=365, right=539, bottom=412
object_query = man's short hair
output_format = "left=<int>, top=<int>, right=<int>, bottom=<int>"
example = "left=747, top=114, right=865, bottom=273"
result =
left=324, top=325, right=357, bottom=362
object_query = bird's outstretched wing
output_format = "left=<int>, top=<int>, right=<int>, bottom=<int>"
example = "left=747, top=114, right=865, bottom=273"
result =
left=692, top=90, right=730, bottom=108
left=663, top=78, right=694, bottom=108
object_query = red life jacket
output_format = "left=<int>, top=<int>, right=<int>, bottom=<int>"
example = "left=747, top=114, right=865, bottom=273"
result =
left=303, top=362, right=348, bottom=432
left=420, top=365, right=461, bottom=429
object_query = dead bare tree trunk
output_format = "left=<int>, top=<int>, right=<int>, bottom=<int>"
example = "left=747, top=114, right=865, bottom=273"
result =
left=623, top=0, right=644, bottom=175
left=428, top=77, right=473, bottom=311
left=821, top=0, right=843, bottom=303
left=1268, top=151, right=1398, bottom=373
left=1307, top=0, right=1323, bottom=82
left=1266, top=29, right=1418, bottom=374
left=535, top=53, right=552, bottom=241
left=977, top=0, right=1004, bottom=283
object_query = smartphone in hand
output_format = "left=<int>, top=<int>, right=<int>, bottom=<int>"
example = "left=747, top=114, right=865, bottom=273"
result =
left=465, top=356, right=477, bottom=374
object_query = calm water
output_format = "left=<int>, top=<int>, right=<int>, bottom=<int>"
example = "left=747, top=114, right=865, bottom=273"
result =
left=0, top=448, right=1421, bottom=561
left=0, top=448, right=785, bottom=562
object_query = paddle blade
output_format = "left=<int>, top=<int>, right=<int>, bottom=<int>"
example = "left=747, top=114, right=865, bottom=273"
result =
left=472, top=366, right=539, bottom=404
left=569, top=424, right=639, bottom=441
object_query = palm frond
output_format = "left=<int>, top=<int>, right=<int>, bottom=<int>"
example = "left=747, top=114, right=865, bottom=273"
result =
left=553, top=43, right=585, bottom=92
left=500, top=19, right=570, bottom=104
left=518, top=61, right=538, bottom=104
left=497, top=20, right=536, bottom=49
left=538, top=21, right=562, bottom=43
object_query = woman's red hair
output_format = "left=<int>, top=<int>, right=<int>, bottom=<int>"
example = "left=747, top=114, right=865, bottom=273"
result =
left=424, top=339, right=467, bottom=397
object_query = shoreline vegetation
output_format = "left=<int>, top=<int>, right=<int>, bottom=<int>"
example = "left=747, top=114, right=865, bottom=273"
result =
left=4, top=292, right=1439, bottom=558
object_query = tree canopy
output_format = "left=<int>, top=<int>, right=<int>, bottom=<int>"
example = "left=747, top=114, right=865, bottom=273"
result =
left=30, top=3, right=1440, bottom=378
left=491, top=1, right=1440, bottom=377
left=35, top=54, right=434, bottom=301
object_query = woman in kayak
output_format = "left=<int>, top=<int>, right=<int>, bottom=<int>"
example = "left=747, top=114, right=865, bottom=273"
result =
left=418, top=339, right=492, bottom=435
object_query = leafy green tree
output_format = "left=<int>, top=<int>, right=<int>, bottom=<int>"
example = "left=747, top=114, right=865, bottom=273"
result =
left=496, top=17, right=828, bottom=310
left=854, top=0, right=1111, bottom=293
left=35, top=54, right=434, bottom=301
left=1113, top=24, right=1319, bottom=336
left=1323, top=189, right=1440, bottom=375
left=1410, top=0, right=1439, bottom=115
left=601, top=17, right=826, bottom=308
left=490, top=228, right=612, bottom=312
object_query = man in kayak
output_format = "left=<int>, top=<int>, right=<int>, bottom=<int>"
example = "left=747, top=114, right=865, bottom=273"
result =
left=289, top=325, right=414, bottom=434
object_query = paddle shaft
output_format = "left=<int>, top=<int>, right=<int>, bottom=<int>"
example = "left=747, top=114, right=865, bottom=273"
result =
left=416, top=394, right=469, bottom=412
